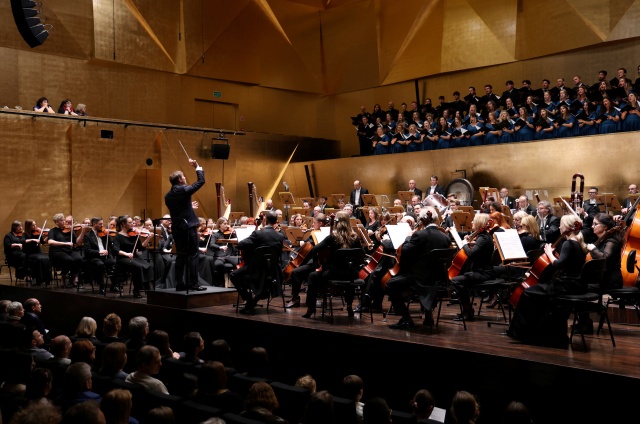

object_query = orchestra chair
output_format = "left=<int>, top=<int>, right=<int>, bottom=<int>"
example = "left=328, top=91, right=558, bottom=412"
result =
left=319, top=248, right=371, bottom=323
left=3, top=256, right=31, bottom=287
left=234, top=245, right=285, bottom=313
left=556, top=258, right=614, bottom=352
left=597, top=249, right=640, bottom=331
left=221, top=413, right=264, bottom=424
left=429, top=248, right=465, bottom=329
left=270, top=381, right=310, bottom=424
left=228, top=373, right=268, bottom=398
left=157, top=357, right=199, bottom=397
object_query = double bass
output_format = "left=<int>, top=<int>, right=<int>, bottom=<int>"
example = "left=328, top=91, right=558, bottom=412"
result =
left=620, top=195, right=640, bottom=286
left=509, top=221, right=582, bottom=308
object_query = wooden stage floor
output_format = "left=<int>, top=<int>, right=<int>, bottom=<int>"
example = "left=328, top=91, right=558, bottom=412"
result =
left=2, top=274, right=640, bottom=423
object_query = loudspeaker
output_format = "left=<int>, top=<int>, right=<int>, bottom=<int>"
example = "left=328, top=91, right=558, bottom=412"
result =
left=211, top=144, right=230, bottom=160
left=11, top=0, right=49, bottom=48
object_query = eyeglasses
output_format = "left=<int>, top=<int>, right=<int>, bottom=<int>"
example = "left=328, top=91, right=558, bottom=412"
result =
left=588, top=192, right=597, bottom=194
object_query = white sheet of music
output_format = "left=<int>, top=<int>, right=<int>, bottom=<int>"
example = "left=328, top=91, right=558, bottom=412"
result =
left=234, top=227, right=254, bottom=243
left=494, top=229, right=527, bottom=261
left=449, top=226, right=466, bottom=250
left=313, top=226, right=331, bottom=244
left=385, top=222, right=412, bottom=249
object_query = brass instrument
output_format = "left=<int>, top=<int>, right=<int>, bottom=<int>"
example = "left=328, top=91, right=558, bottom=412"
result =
left=571, top=173, right=584, bottom=212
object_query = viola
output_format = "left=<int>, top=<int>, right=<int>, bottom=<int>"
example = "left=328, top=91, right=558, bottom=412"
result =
left=510, top=221, right=582, bottom=308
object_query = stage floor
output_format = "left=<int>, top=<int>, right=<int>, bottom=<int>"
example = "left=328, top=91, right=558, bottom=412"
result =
left=2, top=273, right=640, bottom=423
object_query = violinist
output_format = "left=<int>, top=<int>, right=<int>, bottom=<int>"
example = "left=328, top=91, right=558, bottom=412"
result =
left=620, top=184, right=638, bottom=216
left=508, top=215, right=587, bottom=346
left=67, top=215, right=89, bottom=247
left=290, top=214, right=305, bottom=228
left=48, top=213, right=83, bottom=288
left=451, top=213, right=502, bottom=322
left=209, top=217, right=239, bottom=287
left=112, top=215, right=154, bottom=299
left=387, top=208, right=451, bottom=329
left=365, top=208, right=380, bottom=237
left=285, top=213, right=325, bottom=309
left=141, top=218, right=166, bottom=287
left=536, top=201, right=560, bottom=243
left=586, top=213, right=623, bottom=290
left=23, top=219, right=52, bottom=286
left=83, top=217, right=118, bottom=295
left=230, top=211, right=285, bottom=314
left=3, top=221, right=27, bottom=280
left=515, top=213, right=542, bottom=253
left=302, top=211, right=362, bottom=319
left=196, top=217, right=215, bottom=286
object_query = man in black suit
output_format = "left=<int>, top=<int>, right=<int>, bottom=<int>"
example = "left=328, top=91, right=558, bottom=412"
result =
left=464, top=86, right=481, bottom=108
left=621, top=183, right=638, bottom=215
left=20, top=298, right=50, bottom=344
left=533, top=79, right=551, bottom=103
left=230, top=211, right=285, bottom=314
left=500, top=80, right=521, bottom=108
left=349, top=180, right=369, bottom=223
left=517, top=195, right=537, bottom=217
left=536, top=201, right=560, bottom=244
left=408, top=179, right=422, bottom=199
left=577, top=187, right=601, bottom=243
left=386, top=209, right=451, bottom=329
left=425, top=176, right=446, bottom=197
left=83, top=217, right=117, bottom=295
left=499, top=187, right=517, bottom=210
left=480, top=84, right=500, bottom=112
left=164, top=159, right=206, bottom=291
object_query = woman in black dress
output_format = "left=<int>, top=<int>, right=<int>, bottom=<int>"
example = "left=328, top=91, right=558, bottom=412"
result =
left=586, top=213, right=622, bottom=290
left=48, top=213, right=83, bottom=287
left=112, top=215, right=154, bottom=298
left=3, top=221, right=27, bottom=280
left=23, top=219, right=52, bottom=286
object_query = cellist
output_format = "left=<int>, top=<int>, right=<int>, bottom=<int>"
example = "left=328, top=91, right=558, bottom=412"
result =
left=285, top=213, right=325, bottom=309
left=386, top=208, right=450, bottom=329
left=508, top=215, right=587, bottom=346
left=586, top=213, right=623, bottom=290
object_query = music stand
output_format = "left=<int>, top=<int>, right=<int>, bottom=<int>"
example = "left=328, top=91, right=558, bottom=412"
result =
left=300, top=197, right=316, bottom=207
left=501, top=205, right=513, bottom=227
left=480, top=187, right=499, bottom=204
left=361, top=194, right=378, bottom=207
left=228, top=212, right=245, bottom=226
left=452, top=212, right=472, bottom=233
left=457, top=206, right=475, bottom=222
left=304, top=216, right=314, bottom=228
left=388, top=214, right=398, bottom=224
left=387, top=206, right=405, bottom=214
left=284, top=227, right=313, bottom=245
left=355, top=223, right=374, bottom=248
left=330, top=194, right=346, bottom=207
left=279, top=192, right=295, bottom=224
left=324, top=207, right=338, bottom=216
left=397, top=191, right=415, bottom=205
left=291, top=207, right=310, bottom=216
left=598, top=193, right=621, bottom=214
left=553, top=197, right=574, bottom=215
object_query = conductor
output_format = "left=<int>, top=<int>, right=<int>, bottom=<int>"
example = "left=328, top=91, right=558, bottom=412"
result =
left=164, top=159, right=207, bottom=291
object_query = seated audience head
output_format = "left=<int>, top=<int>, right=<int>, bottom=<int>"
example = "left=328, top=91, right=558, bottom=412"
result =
left=197, top=361, right=227, bottom=394
left=451, top=390, right=480, bottom=424
left=102, top=313, right=122, bottom=337
left=146, top=330, right=174, bottom=358
left=411, top=389, right=435, bottom=419
left=246, top=346, right=269, bottom=378
left=101, top=389, right=133, bottom=424
left=342, top=374, right=364, bottom=402
left=303, top=390, right=334, bottom=424
left=75, top=316, right=98, bottom=339
left=136, top=345, right=162, bottom=375
left=128, top=316, right=149, bottom=341
left=145, top=406, right=175, bottom=424
left=295, top=374, right=317, bottom=393
left=246, top=381, right=279, bottom=412
left=69, top=339, right=96, bottom=365
left=100, top=342, right=127, bottom=376
left=8, top=301, right=25, bottom=318
left=501, top=400, right=532, bottom=424
left=63, top=362, right=93, bottom=394
left=183, top=331, right=204, bottom=359
left=24, top=367, right=53, bottom=401
left=62, top=400, right=105, bottom=424
left=204, top=338, right=233, bottom=366
left=8, top=401, right=61, bottom=424
left=51, top=335, right=72, bottom=359
left=363, top=397, right=391, bottom=424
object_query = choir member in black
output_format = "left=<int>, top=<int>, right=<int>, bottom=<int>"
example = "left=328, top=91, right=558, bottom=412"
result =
left=451, top=213, right=500, bottom=321
left=621, top=92, right=640, bottom=132
left=508, top=215, right=587, bottom=346
left=22, top=219, right=51, bottom=286
left=48, top=213, right=83, bottom=288
left=536, top=201, right=560, bottom=243
left=230, top=211, right=285, bottom=314
left=285, top=213, right=325, bottom=309
left=84, top=217, right=118, bottom=295
left=464, top=86, right=480, bottom=108
left=209, top=217, right=239, bottom=287
left=356, top=116, right=375, bottom=156
left=501, top=80, right=521, bottom=108
left=112, top=215, right=154, bottom=299
left=302, top=211, right=362, bottom=318
left=387, top=209, right=451, bottom=329
left=4, top=221, right=27, bottom=279
left=586, top=213, right=623, bottom=290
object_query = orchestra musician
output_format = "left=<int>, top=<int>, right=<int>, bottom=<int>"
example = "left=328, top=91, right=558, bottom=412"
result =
left=499, top=188, right=516, bottom=210
left=516, top=195, right=537, bottom=217
left=230, top=211, right=285, bottom=315
left=576, top=186, right=600, bottom=243
left=620, top=184, right=638, bottom=215
left=302, top=211, right=362, bottom=319
left=586, top=213, right=623, bottom=290
left=425, top=176, right=446, bottom=197
left=451, top=213, right=501, bottom=322
left=141, top=218, right=166, bottom=288
left=23, top=219, right=52, bottom=286
left=285, top=213, right=326, bottom=309
left=112, top=215, right=154, bottom=299
left=209, top=217, right=239, bottom=288
left=4, top=221, right=27, bottom=280
left=196, top=217, right=215, bottom=286
left=536, top=201, right=560, bottom=243
left=48, top=213, right=83, bottom=288
left=408, top=179, right=422, bottom=199
left=508, top=215, right=587, bottom=346
left=387, top=208, right=451, bottom=329
left=83, top=217, right=118, bottom=295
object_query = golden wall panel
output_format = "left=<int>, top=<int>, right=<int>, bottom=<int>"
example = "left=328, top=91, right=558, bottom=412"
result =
left=608, top=1, right=640, bottom=41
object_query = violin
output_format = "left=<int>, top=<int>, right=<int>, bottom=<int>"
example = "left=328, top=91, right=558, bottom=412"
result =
left=97, top=228, right=117, bottom=237
left=13, top=231, right=23, bottom=237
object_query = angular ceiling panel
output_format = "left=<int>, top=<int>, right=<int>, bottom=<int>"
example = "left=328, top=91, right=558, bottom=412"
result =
left=466, top=0, right=517, bottom=55
left=566, top=0, right=611, bottom=37
left=608, top=0, right=640, bottom=41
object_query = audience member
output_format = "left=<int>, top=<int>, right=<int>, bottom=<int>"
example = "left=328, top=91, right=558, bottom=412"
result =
left=501, top=401, right=532, bottom=424
left=21, top=298, right=51, bottom=344
left=193, top=361, right=244, bottom=414
left=181, top=331, right=205, bottom=364
left=245, top=346, right=270, bottom=379
left=145, top=406, right=175, bottom=424
left=101, top=388, right=139, bottom=424
left=125, top=345, right=169, bottom=394
left=74, top=317, right=99, bottom=343
left=48, top=335, right=72, bottom=365
left=295, top=374, right=317, bottom=393
left=342, top=374, right=365, bottom=422
left=99, top=342, right=128, bottom=380
left=69, top=339, right=96, bottom=366
left=61, top=400, right=105, bottom=424
left=33, top=97, right=55, bottom=113
left=302, top=390, right=334, bottom=424
left=23, top=328, right=54, bottom=362
left=8, top=401, right=61, bottom=424
left=24, top=367, right=54, bottom=405
left=362, top=397, right=391, bottom=424
left=450, top=391, right=480, bottom=424
left=125, top=316, right=148, bottom=352
left=146, top=330, right=180, bottom=359
left=241, top=381, right=287, bottom=423
left=100, top=313, right=123, bottom=343
left=411, top=389, right=438, bottom=423
left=57, top=362, right=102, bottom=412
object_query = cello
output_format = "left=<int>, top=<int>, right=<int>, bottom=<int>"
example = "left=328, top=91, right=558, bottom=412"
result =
left=620, top=195, right=640, bottom=286
left=447, top=219, right=495, bottom=280
left=510, top=221, right=582, bottom=308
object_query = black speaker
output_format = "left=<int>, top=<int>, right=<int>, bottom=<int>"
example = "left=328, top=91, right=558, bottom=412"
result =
left=11, top=0, right=49, bottom=48
left=211, top=144, right=230, bottom=160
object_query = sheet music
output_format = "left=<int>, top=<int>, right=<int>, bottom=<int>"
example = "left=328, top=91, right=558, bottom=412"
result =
left=431, top=407, right=446, bottom=423
left=449, top=226, right=466, bottom=250
left=494, top=229, right=527, bottom=261
left=385, top=223, right=412, bottom=249
left=313, top=226, right=331, bottom=244
left=234, top=227, right=254, bottom=243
